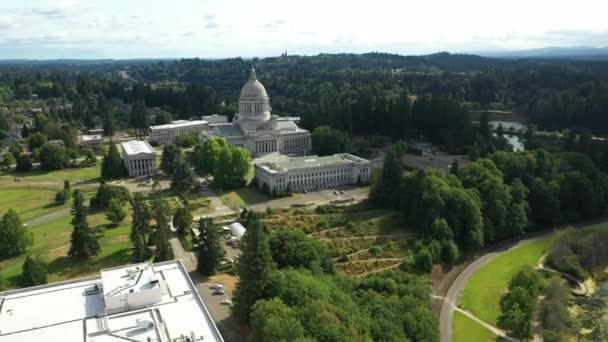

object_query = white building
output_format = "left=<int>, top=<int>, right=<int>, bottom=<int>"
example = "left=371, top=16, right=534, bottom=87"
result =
left=200, top=67, right=311, bottom=157
left=120, top=140, right=158, bottom=177
left=254, top=153, right=372, bottom=194
left=149, top=120, right=209, bottom=145
left=0, top=261, right=224, bottom=342
left=78, top=134, right=104, bottom=147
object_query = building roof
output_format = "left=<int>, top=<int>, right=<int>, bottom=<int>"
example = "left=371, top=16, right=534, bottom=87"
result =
left=80, top=134, right=103, bottom=142
left=255, top=153, right=370, bottom=173
left=0, top=261, right=223, bottom=342
left=226, top=222, right=246, bottom=240
left=150, top=120, right=207, bottom=132
left=204, top=123, right=244, bottom=138
left=120, top=140, right=156, bottom=156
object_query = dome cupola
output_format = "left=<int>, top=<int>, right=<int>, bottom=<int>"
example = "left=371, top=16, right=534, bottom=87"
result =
left=238, top=67, right=271, bottom=122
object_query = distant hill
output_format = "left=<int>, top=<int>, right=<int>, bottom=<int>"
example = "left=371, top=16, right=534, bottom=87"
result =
left=474, top=47, right=608, bottom=60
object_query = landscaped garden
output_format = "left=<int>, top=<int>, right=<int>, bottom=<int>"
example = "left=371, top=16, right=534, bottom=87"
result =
left=259, top=204, right=413, bottom=277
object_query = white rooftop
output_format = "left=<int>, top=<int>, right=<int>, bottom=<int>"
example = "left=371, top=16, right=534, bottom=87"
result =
left=121, top=140, right=157, bottom=156
left=0, top=261, right=223, bottom=342
left=150, top=120, right=207, bottom=131
left=80, top=134, right=103, bottom=141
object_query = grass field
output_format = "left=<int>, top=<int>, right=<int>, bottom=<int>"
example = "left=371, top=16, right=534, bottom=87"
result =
left=219, top=187, right=270, bottom=210
left=452, top=311, right=496, bottom=342
left=459, top=237, right=555, bottom=324
left=0, top=183, right=97, bottom=221
left=0, top=210, right=133, bottom=288
left=0, top=163, right=101, bottom=182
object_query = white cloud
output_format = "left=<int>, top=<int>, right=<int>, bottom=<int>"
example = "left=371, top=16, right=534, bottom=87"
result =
left=0, top=0, right=607, bottom=58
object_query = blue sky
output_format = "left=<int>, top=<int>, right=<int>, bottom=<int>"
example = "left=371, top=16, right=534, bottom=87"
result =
left=0, top=0, right=607, bottom=59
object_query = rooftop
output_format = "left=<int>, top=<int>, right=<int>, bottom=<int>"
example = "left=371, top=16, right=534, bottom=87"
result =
left=255, top=153, right=370, bottom=173
left=203, top=123, right=244, bottom=138
left=0, top=261, right=223, bottom=342
left=150, top=120, right=208, bottom=131
left=120, top=140, right=156, bottom=156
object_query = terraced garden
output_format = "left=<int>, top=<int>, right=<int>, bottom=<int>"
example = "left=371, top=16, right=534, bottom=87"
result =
left=260, top=205, right=413, bottom=277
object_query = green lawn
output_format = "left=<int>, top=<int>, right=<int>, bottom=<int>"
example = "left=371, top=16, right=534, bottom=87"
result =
left=0, top=209, right=133, bottom=288
left=459, top=237, right=554, bottom=324
left=219, top=187, right=270, bottom=210
left=0, top=183, right=98, bottom=221
left=453, top=311, right=496, bottom=342
left=0, top=163, right=101, bottom=182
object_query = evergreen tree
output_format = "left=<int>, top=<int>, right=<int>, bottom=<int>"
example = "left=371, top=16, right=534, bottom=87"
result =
left=130, top=100, right=150, bottom=137
left=0, top=209, right=34, bottom=259
left=106, top=198, right=127, bottom=226
left=232, top=214, right=276, bottom=323
left=68, top=189, right=100, bottom=259
left=21, top=255, right=48, bottom=287
left=161, top=143, right=182, bottom=175
left=153, top=196, right=174, bottom=262
left=1, top=153, right=15, bottom=171
left=197, top=217, right=223, bottom=276
left=130, top=193, right=151, bottom=262
left=370, top=147, right=403, bottom=208
left=173, top=207, right=193, bottom=237
left=102, top=110, right=118, bottom=137
left=101, top=143, right=125, bottom=180
left=171, top=157, right=196, bottom=192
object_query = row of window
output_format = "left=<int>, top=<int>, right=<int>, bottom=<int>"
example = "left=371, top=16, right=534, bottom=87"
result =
left=289, top=168, right=350, bottom=179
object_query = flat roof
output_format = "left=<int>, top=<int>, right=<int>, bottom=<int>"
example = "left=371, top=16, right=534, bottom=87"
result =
left=120, top=140, right=156, bottom=156
left=80, top=134, right=103, bottom=141
left=255, top=153, right=370, bottom=173
left=150, top=120, right=207, bottom=131
left=204, top=123, right=244, bottom=138
left=0, top=260, right=223, bottom=342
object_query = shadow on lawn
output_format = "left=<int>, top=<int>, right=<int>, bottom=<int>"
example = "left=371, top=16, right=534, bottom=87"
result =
left=48, top=249, right=132, bottom=279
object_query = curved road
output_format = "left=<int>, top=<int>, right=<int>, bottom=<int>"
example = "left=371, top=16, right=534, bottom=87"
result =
left=439, top=218, right=608, bottom=342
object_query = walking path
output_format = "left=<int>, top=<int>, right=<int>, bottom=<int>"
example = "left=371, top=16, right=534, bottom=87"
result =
left=536, top=254, right=587, bottom=296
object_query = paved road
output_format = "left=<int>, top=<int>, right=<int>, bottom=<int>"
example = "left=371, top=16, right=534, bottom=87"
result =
left=439, top=219, right=608, bottom=342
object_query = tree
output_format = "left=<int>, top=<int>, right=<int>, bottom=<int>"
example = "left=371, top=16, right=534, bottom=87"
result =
left=21, top=255, right=48, bottom=287
left=370, top=147, right=403, bottom=208
left=21, top=124, right=29, bottom=138
left=1, top=153, right=15, bottom=171
left=250, top=298, right=306, bottom=342
left=154, top=111, right=172, bottom=125
left=195, top=137, right=227, bottom=175
left=175, top=132, right=199, bottom=148
left=55, top=180, right=72, bottom=204
left=269, top=229, right=334, bottom=274
left=68, top=189, right=100, bottom=259
left=311, top=125, right=350, bottom=156
left=0, top=209, right=33, bottom=259
left=101, top=143, right=125, bottom=180
left=39, top=142, right=68, bottom=171
left=28, top=132, right=47, bottom=150
left=232, top=214, right=276, bottom=323
left=212, top=146, right=251, bottom=189
left=153, top=197, right=173, bottom=262
left=90, top=184, right=131, bottom=209
left=102, top=110, right=118, bottom=137
left=106, top=198, right=127, bottom=226
left=161, top=143, right=182, bottom=174
left=130, top=100, right=150, bottom=137
left=16, top=153, right=33, bottom=172
left=173, top=207, right=193, bottom=237
left=171, top=157, right=196, bottom=192
left=130, top=193, right=151, bottom=262
left=197, top=217, right=223, bottom=276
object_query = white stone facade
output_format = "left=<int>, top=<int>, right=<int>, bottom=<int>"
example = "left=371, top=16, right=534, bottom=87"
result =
left=200, top=68, right=311, bottom=157
left=149, top=120, right=209, bottom=145
left=120, top=140, right=158, bottom=177
left=254, top=153, right=372, bottom=194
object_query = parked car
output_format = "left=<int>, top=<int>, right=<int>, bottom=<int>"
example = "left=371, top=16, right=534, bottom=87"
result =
left=220, top=298, right=232, bottom=305
left=209, top=283, right=223, bottom=290
left=213, top=288, right=225, bottom=295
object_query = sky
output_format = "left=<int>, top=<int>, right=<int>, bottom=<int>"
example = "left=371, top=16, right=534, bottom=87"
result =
left=0, top=0, right=607, bottom=59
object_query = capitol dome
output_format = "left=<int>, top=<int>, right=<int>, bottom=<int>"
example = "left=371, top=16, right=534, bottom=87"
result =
left=238, top=67, right=271, bottom=122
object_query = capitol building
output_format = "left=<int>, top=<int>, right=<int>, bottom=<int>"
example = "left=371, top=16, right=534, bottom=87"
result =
left=200, top=67, right=311, bottom=157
